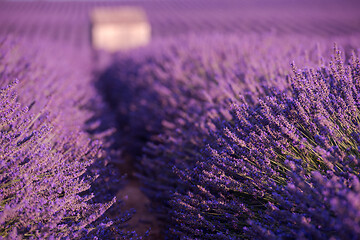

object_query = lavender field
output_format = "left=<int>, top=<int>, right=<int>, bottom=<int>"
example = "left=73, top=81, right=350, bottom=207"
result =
left=1, top=0, right=360, bottom=239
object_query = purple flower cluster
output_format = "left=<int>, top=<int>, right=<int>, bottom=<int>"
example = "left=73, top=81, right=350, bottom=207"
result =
left=0, top=37, right=134, bottom=239
left=0, top=79, right=114, bottom=238
left=99, top=33, right=360, bottom=238
left=171, top=46, right=360, bottom=239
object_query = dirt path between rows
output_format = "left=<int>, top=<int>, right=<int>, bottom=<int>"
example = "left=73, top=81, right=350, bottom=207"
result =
left=92, top=53, right=162, bottom=239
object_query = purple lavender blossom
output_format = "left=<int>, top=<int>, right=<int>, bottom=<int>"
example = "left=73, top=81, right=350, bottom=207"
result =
left=172, top=46, right=360, bottom=239
left=0, top=80, right=113, bottom=238
left=0, top=37, right=136, bottom=239
left=99, top=33, right=359, bottom=238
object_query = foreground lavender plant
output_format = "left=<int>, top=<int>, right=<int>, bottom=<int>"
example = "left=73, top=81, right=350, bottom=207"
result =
left=99, top=33, right=359, bottom=237
left=0, top=37, right=139, bottom=239
left=0, top=80, right=116, bottom=238
left=172, top=46, right=360, bottom=239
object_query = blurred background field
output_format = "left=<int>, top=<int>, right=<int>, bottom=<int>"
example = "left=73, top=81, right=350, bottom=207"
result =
left=1, top=0, right=360, bottom=47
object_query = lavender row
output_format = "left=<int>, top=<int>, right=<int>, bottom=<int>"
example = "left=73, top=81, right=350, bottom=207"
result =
left=0, top=37, right=135, bottom=239
left=99, top=33, right=359, bottom=237
left=172, top=45, right=360, bottom=239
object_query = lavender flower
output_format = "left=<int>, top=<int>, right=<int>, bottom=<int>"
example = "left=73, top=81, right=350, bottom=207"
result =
left=0, top=37, right=135, bottom=239
left=172, top=46, right=360, bottom=239
left=99, top=33, right=359, bottom=237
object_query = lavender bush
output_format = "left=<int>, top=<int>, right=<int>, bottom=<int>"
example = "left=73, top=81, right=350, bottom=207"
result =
left=99, top=33, right=359, bottom=237
left=0, top=79, right=115, bottom=238
left=171, top=46, right=360, bottom=239
left=0, top=37, right=137, bottom=239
